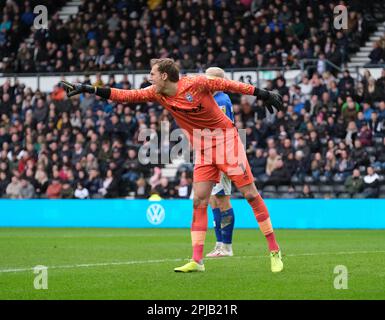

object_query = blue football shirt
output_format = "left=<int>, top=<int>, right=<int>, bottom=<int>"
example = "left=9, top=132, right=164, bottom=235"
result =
left=214, top=91, right=234, bottom=123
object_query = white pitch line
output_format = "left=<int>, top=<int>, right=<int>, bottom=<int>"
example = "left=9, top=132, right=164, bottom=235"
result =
left=1, top=250, right=385, bottom=274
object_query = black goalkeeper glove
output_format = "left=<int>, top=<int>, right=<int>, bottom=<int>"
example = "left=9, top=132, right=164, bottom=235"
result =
left=254, top=88, right=284, bottom=114
left=60, top=80, right=96, bottom=97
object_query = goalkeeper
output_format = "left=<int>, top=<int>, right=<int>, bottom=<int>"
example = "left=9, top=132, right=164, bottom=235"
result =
left=60, top=58, right=284, bottom=273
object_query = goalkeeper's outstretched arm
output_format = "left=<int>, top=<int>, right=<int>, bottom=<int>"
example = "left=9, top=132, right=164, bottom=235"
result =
left=60, top=80, right=157, bottom=103
left=203, top=76, right=284, bottom=114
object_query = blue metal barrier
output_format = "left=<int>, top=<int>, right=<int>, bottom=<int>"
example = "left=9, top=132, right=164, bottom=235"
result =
left=0, top=199, right=384, bottom=229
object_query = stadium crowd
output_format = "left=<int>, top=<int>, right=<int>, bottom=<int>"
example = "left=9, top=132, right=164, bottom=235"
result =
left=0, top=0, right=385, bottom=199
left=0, top=0, right=380, bottom=73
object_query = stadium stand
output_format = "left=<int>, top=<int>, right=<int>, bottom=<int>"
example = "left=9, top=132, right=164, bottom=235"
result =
left=0, top=0, right=385, bottom=199
left=0, top=0, right=382, bottom=73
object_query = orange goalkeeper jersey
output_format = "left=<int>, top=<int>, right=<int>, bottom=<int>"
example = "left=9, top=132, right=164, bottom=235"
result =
left=109, top=75, right=255, bottom=142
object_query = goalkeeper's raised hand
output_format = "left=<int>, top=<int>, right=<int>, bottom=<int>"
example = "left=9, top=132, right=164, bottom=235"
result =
left=254, top=88, right=284, bottom=114
left=60, top=80, right=96, bottom=97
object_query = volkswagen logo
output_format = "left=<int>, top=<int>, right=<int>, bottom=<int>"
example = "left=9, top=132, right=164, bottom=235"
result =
left=146, top=203, right=165, bottom=225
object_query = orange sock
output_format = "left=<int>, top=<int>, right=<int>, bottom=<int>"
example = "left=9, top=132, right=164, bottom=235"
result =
left=191, top=205, right=208, bottom=263
left=247, top=194, right=279, bottom=252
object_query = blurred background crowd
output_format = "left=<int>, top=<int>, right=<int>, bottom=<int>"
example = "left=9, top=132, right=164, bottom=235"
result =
left=0, top=0, right=380, bottom=73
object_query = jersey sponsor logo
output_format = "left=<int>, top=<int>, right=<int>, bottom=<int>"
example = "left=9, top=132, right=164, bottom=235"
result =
left=171, top=104, right=203, bottom=113
left=146, top=203, right=165, bottom=225
left=185, top=93, right=193, bottom=102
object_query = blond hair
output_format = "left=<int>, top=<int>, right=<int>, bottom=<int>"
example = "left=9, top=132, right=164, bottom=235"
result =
left=205, top=67, right=225, bottom=79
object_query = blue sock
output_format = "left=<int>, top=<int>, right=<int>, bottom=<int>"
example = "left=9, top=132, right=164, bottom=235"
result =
left=212, top=207, right=222, bottom=242
left=221, top=208, right=235, bottom=244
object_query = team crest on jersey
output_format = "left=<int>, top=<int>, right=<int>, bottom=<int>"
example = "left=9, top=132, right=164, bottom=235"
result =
left=185, top=93, right=193, bottom=102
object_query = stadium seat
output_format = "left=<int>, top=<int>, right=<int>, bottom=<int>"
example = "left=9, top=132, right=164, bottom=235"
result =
left=365, top=147, right=377, bottom=156
left=352, top=193, right=367, bottom=199
left=309, top=185, right=320, bottom=193
left=338, top=193, right=351, bottom=199
left=320, top=138, right=328, bottom=145
left=359, top=166, right=367, bottom=174
left=263, top=192, right=278, bottom=199
left=333, top=175, right=346, bottom=184
left=334, top=185, right=346, bottom=193
left=319, top=176, right=330, bottom=183
left=277, top=185, right=291, bottom=193
left=290, top=176, right=302, bottom=185
left=319, top=185, right=334, bottom=193
left=304, top=176, right=315, bottom=183
left=374, top=137, right=383, bottom=145
left=313, top=193, right=324, bottom=199
left=263, top=185, right=277, bottom=193
left=294, top=185, right=303, bottom=192
left=280, top=192, right=299, bottom=199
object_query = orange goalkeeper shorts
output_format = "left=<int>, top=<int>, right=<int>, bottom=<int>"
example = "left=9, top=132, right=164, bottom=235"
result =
left=193, top=130, right=254, bottom=188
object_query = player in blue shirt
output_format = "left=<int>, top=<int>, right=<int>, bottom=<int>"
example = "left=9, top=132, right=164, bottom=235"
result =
left=205, top=67, right=236, bottom=257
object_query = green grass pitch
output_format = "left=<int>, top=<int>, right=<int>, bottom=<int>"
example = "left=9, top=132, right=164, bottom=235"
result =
left=0, top=228, right=384, bottom=300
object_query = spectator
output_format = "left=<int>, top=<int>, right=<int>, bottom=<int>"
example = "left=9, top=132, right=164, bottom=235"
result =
left=293, top=150, right=309, bottom=180
left=156, top=177, right=173, bottom=198
left=122, top=148, right=142, bottom=190
left=345, top=121, right=358, bottom=148
left=363, top=166, right=380, bottom=198
left=135, top=177, right=150, bottom=199
left=19, top=178, right=35, bottom=199
left=351, top=140, right=370, bottom=168
left=368, top=41, right=383, bottom=65
left=367, top=111, right=384, bottom=137
left=342, top=97, right=360, bottom=122
left=302, top=184, right=314, bottom=198
left=269, top=157, right=290, bottom=186
left=334, top=150, right=354, bottom=179
left=34, top=168, right=49, bottom=198
left=61, top=182, right=74, bottom=199
left=0, top=171, right=10, bottom=197
left=175, top=176, right=191, bottom=199
left=103, top=169, right=120, bottom=198
left=358, top=124, right=373, bottom=147
left=265, top=148, right=279, bottom=176
left=345, top=169, right=364, bottom=195
left=46, top=179, right=62, bottom=199
left=74, top=182, right=89, bottom=199
left=86, top=168, right=103, bottom=198
left=249, top=148, right=267, bottom=180
left=5, top=175, right=21, bottom=199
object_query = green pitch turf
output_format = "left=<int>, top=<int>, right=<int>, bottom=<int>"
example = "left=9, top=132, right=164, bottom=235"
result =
left=0, top=228, right=384, bottom=300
